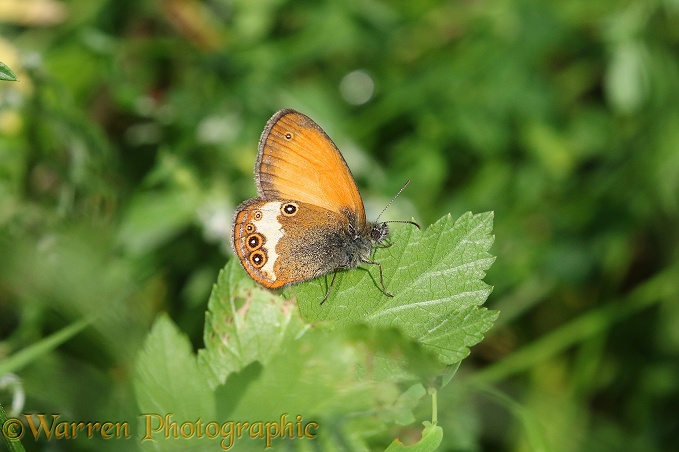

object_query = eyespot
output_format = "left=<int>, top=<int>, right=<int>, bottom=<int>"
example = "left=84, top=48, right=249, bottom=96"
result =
left=246, top=233, right=263, bottom=250
left=250, top=250, right=266, bottom=268
left=284, top=132, right=293, bottom=140
left=281, top=202, right=298, bottom=216
left=245, top=223, right=255, bottom=233
left=253, top=210, right=263, bottom=221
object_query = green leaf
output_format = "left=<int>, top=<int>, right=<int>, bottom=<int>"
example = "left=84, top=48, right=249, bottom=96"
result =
left=195, top=261, right=433, bottom=449
left=133, top=212, right=496, bottom=449
left=133, top=314, right=215, bottom=450
left=197, top=259, right=310, bottom=388
left=385, top=421, right=444, bottom=451
left=436, top=362, right=462, bottom=389
left=217, top=323, right=405, bottom=450
left=392, top=384, right=428, bottom=426
left=296, top=212, right=497, bottom=365
left=0, top=62, right=17, bottom=81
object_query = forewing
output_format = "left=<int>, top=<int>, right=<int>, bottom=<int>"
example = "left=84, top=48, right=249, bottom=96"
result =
left=255, top=109, right=366, bottom=223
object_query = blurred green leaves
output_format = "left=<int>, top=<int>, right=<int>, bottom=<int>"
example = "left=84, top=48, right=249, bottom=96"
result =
left=0, top=62, right=17, bottom=81
left=1, top=0, right=679, bottom=450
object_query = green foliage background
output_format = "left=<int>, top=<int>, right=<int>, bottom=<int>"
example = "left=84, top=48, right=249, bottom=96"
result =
left=1, top=0, right=679, bottom=450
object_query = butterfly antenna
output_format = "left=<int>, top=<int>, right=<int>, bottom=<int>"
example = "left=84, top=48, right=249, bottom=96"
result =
left=375, top=180, right=421, bottom=229
left=375, top=179, right=410, bottom=221
left=384, top=219, right=421, bottom=229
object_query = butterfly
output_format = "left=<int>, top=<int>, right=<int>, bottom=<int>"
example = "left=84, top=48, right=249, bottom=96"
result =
left=231, top=109, right=418, bottom=302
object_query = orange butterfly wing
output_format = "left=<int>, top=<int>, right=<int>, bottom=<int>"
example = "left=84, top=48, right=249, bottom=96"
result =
left=255, top=109, right=366, bottom=223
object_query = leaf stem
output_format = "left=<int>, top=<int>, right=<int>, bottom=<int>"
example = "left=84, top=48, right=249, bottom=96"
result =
left=430, top=388, right=438, bottom=425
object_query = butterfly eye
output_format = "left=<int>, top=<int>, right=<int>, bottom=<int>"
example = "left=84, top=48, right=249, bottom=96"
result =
left=281, top=202, right=298, bottom=216
left=246, top=233, right=263, bottom=250
left=250, top=250, right=266, bottom=268
left=253, top=210, right=263, bottom=221
left=284, top=132, right=294, bottom=140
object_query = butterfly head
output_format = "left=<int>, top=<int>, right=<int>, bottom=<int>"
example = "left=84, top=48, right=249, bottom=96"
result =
left=370, top=221, right=389, bottom=244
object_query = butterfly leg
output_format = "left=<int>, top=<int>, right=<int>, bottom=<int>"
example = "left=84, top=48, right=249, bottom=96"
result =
left=361, top=258, right=394, bottom=298
left=321, top=270, right=339, bottom=305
